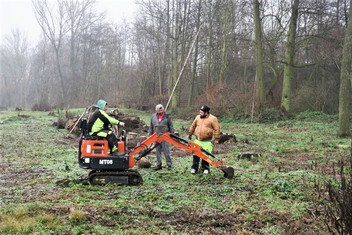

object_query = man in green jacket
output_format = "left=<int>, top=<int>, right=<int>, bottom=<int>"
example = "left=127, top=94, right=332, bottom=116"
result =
left=89, top=99, right=125, bottom=154
left=188, top=105, right=220, bottom=174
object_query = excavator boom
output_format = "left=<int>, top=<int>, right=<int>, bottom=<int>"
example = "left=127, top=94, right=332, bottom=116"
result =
left=129, top=132, right=234, bottom=179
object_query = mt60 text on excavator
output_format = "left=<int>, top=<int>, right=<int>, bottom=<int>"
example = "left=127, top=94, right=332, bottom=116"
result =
left=78, top=118, right=234, bottom=186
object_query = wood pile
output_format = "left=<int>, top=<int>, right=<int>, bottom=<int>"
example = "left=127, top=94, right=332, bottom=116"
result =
left=54, top=107, right=148, bottom=139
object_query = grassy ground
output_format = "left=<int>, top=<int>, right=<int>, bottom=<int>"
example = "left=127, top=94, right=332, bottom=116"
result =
left=0, top=109, right=349, bottom=234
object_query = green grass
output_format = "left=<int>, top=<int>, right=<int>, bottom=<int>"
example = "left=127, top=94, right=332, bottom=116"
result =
left=0, top=109, right=350, bottom=234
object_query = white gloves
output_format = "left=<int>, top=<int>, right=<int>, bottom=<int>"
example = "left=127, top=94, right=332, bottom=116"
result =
left=119, top=122, right=125, bottom=127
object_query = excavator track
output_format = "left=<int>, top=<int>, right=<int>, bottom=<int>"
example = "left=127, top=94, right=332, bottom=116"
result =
left=88, top=169, right=143, bottom=186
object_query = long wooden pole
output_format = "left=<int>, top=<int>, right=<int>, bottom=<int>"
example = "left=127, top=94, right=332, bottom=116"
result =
left=65, top=110, right=85, bottom=138
left=165, top=27, right=201, bottom=111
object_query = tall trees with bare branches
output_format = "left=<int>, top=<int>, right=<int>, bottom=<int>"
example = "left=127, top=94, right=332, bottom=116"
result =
left=0, top=0, right=350, bottom=117
left=218, top=0, right=232, bottom=85
left=188, top=0, right=202, bottom=107
left=170, top=0, right=184, bottom=111
left=32, top=0, right=123, bottom=106
left=63, top=0, right=95, bottom=100
left=0, top=30, right=29, bottom=108
left=32, top=0, right=69, bottom=106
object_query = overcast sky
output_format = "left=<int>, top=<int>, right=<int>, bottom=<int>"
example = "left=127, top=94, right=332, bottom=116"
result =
left=0, top=0, right=137, bottom=44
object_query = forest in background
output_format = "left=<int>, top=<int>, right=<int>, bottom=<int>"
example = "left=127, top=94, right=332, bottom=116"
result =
left=0, top=0, right=349, bottom=116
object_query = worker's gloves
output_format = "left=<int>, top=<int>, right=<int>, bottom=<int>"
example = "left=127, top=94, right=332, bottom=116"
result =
left=119, top=122, right=125, bottom=127
left=188, top=134, right=192, bottom=140
left=214, top=138, right=219, bottom=145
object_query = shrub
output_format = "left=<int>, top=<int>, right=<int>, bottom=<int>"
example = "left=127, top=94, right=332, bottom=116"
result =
left=69, top=209, right=86, bottom=223
left=324, top=155, right=352, bottom=234
left=255, top=107, right=286, bottom=123
left=194, top=84, right=254, bottom=118
left=292, top=79, right=338, bottom=114
left=31, top=100, right=52, bottom=111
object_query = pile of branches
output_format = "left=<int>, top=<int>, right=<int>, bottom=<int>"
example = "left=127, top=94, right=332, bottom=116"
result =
left=53, top=106, right=148, bottom=137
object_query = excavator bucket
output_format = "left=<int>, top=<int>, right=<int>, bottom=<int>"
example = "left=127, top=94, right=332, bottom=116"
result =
left=220, top=166, right=234, bottom=179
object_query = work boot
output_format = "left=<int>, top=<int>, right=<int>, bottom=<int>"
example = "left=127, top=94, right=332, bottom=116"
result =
left=153, top=165, right=162, bottom=171
left=110, top=146, right=118, bottom=155
left=110, top=149, right=119, bottom=156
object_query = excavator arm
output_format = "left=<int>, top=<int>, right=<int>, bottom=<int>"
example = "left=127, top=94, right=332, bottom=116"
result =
left=128, top=132, right=234, bottom=179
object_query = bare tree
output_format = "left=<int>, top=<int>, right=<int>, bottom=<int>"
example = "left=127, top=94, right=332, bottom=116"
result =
left=218, top=0, right=232, bottom=84
left=261, top=1, right=290, bottom=106
left=253, top=0, right=265, bottom=108
left=205, top=0, right=214, bottom=89
left=63, top=0, right=95, bottom=100
left=188, top=0, right=202, bottom=106
left=0, top=30, right=29, bottom=108
left=170, top=0, right=182, bottom=111
left=29, top=37, right=51, bottom=108
left=32, top=0, right=69, bottom=106
left=281, top=0, right=299, bottom=113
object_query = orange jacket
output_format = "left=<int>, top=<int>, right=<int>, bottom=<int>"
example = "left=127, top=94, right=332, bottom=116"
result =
left=188, top=114, right=220, bottom=141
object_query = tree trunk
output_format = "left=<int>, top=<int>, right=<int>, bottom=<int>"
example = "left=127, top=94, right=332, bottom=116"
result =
left=253, top=0, right=265, bottom=108
left=338, top=0, right=352, bottom=137
left=218, top=0, right=231, bottom=84
left=170, top=0, right=180, bottom=111
left=155, top=22, right=163, bottom=96
left=33, top=0, right=68, bottom=106
left=164, top=0, right=171, bottom=97
left=54, top=48, right=67, bottom=104
left=188, top=0, right=201, bottom=106
left=206, top=0, right=213, bottom=89
left=281, top=0, right=299, bottom=113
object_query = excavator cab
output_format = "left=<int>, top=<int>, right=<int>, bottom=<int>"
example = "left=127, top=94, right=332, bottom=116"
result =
left=78, top=118, right=142, bottom=185
left=78, top=118, right=123, bottom=167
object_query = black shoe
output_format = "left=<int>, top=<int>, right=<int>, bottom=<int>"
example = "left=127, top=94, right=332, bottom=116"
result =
left=153, top=165, right=162, bottom=171
left=167, top=165, right=172, bottom=170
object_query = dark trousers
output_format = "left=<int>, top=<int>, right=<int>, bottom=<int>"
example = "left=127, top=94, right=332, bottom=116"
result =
left=94, top=130, right=118, bottom=152
left=106, top=132, right=118, bottom=151
left=192, top=155, right=210, bottom=172
left=156, top=142, right=172, bottom=167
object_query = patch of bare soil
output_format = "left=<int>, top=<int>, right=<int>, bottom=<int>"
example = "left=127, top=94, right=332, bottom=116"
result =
left=0, top=118, right=75, bottom=206
left=43, top=205, right=323, bottom=235
left=275, top=152, right=336, bottom=176
left=0, top=162, right=63, bottom=206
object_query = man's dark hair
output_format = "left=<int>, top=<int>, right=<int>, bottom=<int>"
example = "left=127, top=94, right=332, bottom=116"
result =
left=200, top=105, right=210, bottom=113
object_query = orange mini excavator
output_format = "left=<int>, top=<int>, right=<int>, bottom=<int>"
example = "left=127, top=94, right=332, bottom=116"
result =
left=78, top=118, right=234, bottom=185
